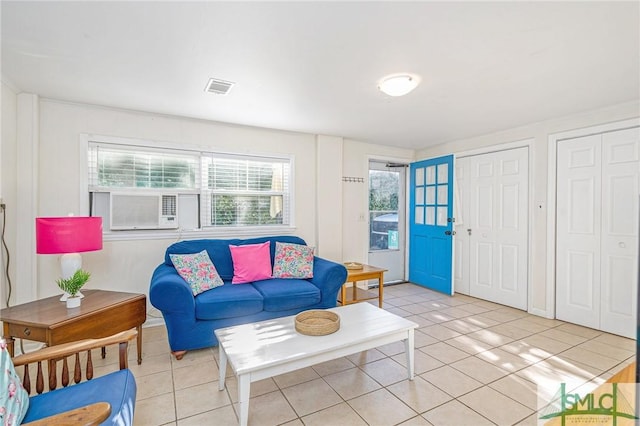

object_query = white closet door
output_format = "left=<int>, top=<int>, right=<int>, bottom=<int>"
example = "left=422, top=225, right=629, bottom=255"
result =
left=556, top=129, right=639, bottom=338
left=600, top=128, right=639, bottom=337
left=556, top=135, right=602, bottom=329
left=454, top=157, right=470, bottom=295
left=468, top=147, right=528, bottom=310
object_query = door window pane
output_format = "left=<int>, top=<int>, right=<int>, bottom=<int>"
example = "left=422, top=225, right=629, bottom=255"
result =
left=437, top=185, right=448, bottom=204
left=426, top=186, right=435, bottom=204
left=426, top=166, right=436, bottom=184
left=437, top=163, right=448, bottom=184
left=426, top=207, right=435, bottom=225
left=415, top=187, right=424, bottom=205
left=437, top=206, right=448, bottom=226
left=369, top=168, right=400, bottom=251
left=415, top=206, right=424, bottom=224
left=415, top=168, right=424, bottom=186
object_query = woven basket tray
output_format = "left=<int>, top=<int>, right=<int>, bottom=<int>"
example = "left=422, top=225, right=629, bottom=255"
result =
left=344, top=262, right=363, bottom=270
left=295, top=310, right=340, bottom=336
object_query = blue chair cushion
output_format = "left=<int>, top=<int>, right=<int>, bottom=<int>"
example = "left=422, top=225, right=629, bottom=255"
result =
left=195, top=281, right=264, bottom=320
left=252, top=278, right=321, bottom=311
left=22, top=369, right=136, bottom=425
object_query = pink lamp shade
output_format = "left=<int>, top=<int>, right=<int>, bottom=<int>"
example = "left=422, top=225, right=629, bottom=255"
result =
left=36, top=217, right=103, bottom=254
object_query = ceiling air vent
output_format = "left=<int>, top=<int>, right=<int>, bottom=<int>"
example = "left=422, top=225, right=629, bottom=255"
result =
left=205, top=78, right=235, bottom=95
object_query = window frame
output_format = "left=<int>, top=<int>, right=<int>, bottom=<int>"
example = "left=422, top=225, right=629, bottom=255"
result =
left=80, top=134, right=296, bottom=241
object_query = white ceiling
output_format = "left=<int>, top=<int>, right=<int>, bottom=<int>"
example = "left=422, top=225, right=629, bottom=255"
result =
left=2, top=1, right=639, bottom=149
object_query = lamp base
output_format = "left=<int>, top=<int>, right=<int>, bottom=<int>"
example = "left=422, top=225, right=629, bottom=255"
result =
left=59, top=290, right=85, bottom=302
left=58, top=252, right=85, bottom=302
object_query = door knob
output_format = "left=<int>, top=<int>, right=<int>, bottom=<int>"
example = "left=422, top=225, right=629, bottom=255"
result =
left=467, top=228, right=472, bottom=236
left=445, top=230, right=456, bottom=236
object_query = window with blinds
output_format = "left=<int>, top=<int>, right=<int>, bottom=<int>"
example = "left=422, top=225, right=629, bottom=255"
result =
left=87, top=141, right=292, bottom=231
left=88, top=145, right=199, bottom=190
left=204, top=156, right=289, bottom=226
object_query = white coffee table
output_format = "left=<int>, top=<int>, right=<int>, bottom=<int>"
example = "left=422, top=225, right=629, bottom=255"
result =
left=215, top=303, right=418, bottom=426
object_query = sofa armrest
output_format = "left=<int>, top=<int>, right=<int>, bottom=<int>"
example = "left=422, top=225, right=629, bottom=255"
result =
left=23, top=401, right=111, bottom=426
left=149, top=264, right=196, bottom=315
left=309, top=257, right=348, bottom=307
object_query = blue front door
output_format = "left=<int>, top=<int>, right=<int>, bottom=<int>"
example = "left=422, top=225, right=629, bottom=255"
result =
left=409, top=155, right=454, bottom=295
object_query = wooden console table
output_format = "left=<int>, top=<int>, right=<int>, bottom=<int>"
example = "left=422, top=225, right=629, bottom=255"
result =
left=339, top=264, right=386, bottom=308
left=0, top=290, right=146, bottom=364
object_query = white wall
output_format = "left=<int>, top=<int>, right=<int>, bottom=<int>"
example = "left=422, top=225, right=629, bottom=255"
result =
left=342, top=139, right=414, bottom=264
left=36, top=99, right=319, bottom=301
left=316, top=135, right=344, bottom=262
left=15, top=91, right=630, bottom=322
left=416, top=100, right=640, bottom=317
left=4, top=95, right=414, bottom=324
left=0, top=81, right=17, bottom=307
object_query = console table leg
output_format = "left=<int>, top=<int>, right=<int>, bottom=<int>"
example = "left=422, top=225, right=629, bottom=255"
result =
left=136, top=325, right=143, bottom=365
left=238, top=374, right=250, bottom=426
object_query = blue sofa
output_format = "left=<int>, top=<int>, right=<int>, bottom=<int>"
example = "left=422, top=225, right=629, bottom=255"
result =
left=149, top=236, right=347, bottom=358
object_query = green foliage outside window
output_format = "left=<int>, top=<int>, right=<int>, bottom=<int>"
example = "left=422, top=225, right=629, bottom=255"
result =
left=369, top=171, right=399, bottom=211
left=212, top=195, right=283, bottom=226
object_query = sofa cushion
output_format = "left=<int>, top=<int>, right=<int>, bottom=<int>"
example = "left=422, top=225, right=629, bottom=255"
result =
left=252, top=279, right=321, bottom=311
left=229, top=241, right=272, bottom=284
left=22, top=369, right=136, bottom=425
left=195, top=282, right=264, bottom=320
left=272, top=241, right=314, bottom=279
left=170, top=250, right=224, bottom=295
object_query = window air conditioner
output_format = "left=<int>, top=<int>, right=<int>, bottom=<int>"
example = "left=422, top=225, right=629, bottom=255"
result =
left=110, top=192, right=179, bottom=230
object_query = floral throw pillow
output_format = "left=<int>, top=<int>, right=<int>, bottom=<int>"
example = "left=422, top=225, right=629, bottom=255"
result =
left=272, top=242, right=314, bottom=279
left=0, top=339, right=29, bottom=426
left=170, top=250, right=224, bottom=295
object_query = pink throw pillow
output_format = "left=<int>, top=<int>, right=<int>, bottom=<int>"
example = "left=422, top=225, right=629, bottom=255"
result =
left=229, top=241, right=272, bottom=284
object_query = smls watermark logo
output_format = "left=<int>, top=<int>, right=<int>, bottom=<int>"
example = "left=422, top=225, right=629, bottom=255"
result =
left=538, top=383, right=638, bottom=425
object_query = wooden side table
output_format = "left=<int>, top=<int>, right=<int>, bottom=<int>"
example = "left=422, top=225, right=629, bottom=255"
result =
left=0, top=290, right=146, bottom=364
left=339, top=264, right=387, bottom=308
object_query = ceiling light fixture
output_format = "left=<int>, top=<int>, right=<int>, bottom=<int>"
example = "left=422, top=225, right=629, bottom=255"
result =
left=378, top=74, right=420, bottom=97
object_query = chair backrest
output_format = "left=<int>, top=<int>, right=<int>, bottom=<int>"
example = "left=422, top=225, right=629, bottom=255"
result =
left=12, top=329, right=137, bottom=395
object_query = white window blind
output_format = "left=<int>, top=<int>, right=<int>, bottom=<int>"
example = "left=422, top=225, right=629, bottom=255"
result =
left=203, top=154, right=290, bottom=227
left=87, top=141, right=292, bottom=230
left=88, top=144, right=199, bottom=190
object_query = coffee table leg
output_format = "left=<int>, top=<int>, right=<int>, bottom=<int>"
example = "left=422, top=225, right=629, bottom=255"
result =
left=218, top=346, right=227, bottom=391
left=405, top=329, right=415, bottom=380
left=238, top=374, right=250, bottom=426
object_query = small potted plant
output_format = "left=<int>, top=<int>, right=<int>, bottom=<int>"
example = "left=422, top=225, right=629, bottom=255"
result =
left=57, top=269, right=91, bottom=308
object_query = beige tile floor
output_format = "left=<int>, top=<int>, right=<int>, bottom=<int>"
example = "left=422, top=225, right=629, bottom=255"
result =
left=97, top=283, right=635, bottom=425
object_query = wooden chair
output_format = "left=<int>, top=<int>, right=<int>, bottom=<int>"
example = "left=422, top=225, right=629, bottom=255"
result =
left=11, top=329, right=137, bottom=425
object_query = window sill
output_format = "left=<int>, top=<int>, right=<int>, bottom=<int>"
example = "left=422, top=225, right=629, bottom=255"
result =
left=102, top=226, right=298, bottom=242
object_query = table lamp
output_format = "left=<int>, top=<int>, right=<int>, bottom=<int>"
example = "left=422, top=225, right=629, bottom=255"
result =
left=35, top=216, right=103, bottom=301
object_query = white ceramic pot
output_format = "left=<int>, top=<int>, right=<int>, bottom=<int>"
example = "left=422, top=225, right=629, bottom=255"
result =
left=66, top=296, right=81, bottom=309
